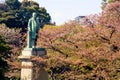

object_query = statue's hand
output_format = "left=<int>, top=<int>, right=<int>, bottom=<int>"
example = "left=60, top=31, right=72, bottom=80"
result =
left=28, top=27, right=31, bottom=31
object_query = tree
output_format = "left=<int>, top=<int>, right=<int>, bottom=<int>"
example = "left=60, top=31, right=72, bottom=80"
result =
left=99, top=1, right=120, bottom=32
left=0, top=1, right=51, bottom=28
left=37, top=21, right=120, bottom=79
left=18, top=1, right=51, bottom=28
left=101, top=0, right=120, bottom=9
left=101, top=0, right=108, bottom=9
left=108, top=0, right=120, bottom=3
left=0, top=35, right=10, bottom=79
left=5, top=0, right=21, bottom=10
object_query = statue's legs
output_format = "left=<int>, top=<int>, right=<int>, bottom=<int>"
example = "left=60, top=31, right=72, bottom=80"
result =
left=35, top=34, right=38, bottom=47
left=31, top=38, right=36, bottom=48
left=27, top=31, right=31, bottom=48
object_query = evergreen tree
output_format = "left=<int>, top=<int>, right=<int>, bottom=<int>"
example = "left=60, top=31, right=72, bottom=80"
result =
left=5, top=0, right=21, bottom=10
left=0, top=0, right=51, bottom=28
left=0, top=35, right=10, bottom=79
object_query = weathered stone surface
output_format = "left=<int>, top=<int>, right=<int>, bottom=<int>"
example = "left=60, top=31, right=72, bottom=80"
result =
left=22, top=48, right=33, bottom=56
left=18, top=48, right=47, bottom=80
left=21, top=68, right=33, bottom=80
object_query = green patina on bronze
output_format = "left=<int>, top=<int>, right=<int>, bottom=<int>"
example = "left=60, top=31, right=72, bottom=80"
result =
left=27, top=12, right=40, bottom=48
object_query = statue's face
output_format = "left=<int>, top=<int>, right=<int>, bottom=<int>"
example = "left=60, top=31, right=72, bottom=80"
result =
left=32, top=13, right=37, bottom=18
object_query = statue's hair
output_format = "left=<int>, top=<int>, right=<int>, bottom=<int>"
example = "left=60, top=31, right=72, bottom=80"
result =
left=32, top=12, right=37, bottom=17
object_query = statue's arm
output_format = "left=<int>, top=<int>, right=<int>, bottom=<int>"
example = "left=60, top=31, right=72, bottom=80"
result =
left=36, top=17, right=40, bottom=27
left=27, top=19, right=32, bottom=48
left=28, top=19, right=32, bottom=31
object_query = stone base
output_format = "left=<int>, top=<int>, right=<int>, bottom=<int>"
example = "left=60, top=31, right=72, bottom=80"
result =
left=21, top=68, right=33, bottom=80
left=18, top=48, right=46, bottom=60
left=18, top=48, right=47, bottom=80
left=18, top=48, right=33, bottom=80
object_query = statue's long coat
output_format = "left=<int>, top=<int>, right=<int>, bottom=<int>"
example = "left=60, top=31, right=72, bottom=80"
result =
left=28, top=18, right=38, bottom=39
left=27, top=17, right=40, bottom=48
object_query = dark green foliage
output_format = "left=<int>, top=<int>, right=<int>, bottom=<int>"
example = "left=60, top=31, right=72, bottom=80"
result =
left=0, top=3, right=7, bottom=11
left=0, top=0, right=51, bottom=28
left=0, top=35, right=9, bottom=79
left=0, top=56, right=8, bottom=79
left=101, top=0, right=108, bottom=10
left=5, top=0, right=21, bottom=10
left=0, top=36, right=10, bottom=57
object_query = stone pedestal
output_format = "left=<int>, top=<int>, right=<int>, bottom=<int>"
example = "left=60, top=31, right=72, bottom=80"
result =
left=18, top=48, right=47, bottom=80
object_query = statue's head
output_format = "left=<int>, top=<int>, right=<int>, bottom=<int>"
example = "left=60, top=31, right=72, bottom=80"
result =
left=32, top=12, right=37, bottom=18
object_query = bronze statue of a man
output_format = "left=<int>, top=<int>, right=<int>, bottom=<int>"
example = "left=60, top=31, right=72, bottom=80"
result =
left=27, top=12, right=40, bottom=48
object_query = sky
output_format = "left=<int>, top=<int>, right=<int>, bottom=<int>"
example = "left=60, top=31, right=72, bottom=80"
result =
left=21, top=0, right=102, bottom=25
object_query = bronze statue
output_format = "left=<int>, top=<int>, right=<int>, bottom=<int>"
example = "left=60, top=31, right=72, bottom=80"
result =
left=27, top=12, right=40, bottom=48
